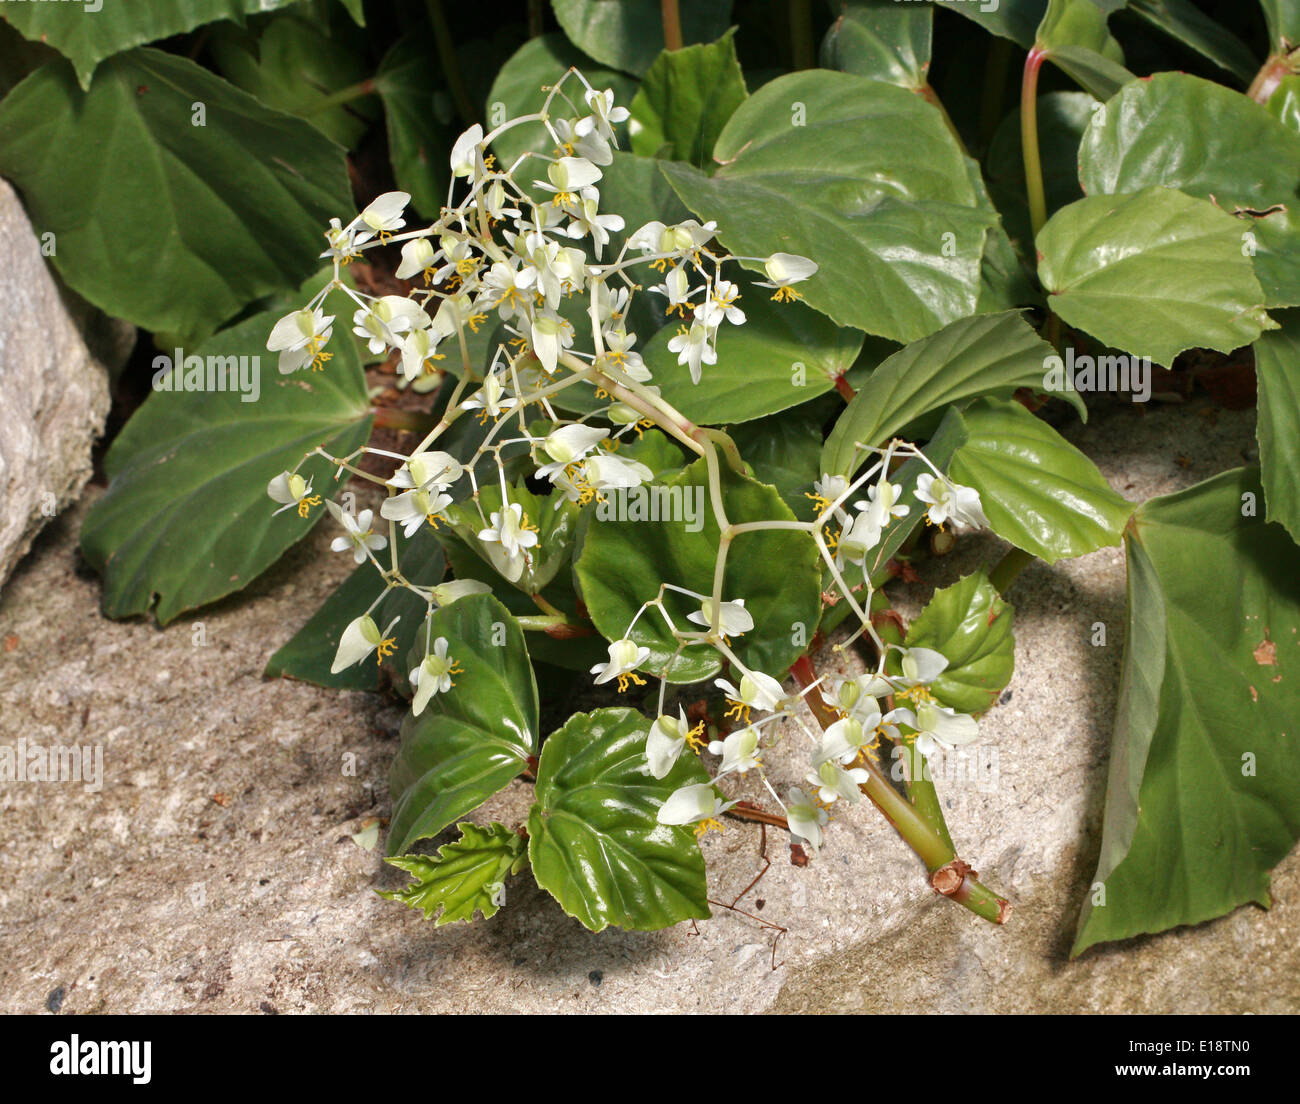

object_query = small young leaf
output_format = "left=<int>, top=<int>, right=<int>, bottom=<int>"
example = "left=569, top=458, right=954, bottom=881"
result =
left=382, top=823, right=527, bottom=925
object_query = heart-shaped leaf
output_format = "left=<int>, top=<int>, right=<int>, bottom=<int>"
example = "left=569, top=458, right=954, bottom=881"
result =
left=388, top=595, right=539, bottom=856
left=818, top=0, right=932, bottom=90
left=1036, top=188, right=1275, bottom=365
left=528, top=707, right=710, bottom=931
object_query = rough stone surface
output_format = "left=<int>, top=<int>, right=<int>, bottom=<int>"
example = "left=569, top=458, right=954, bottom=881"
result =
left=0, top=396, right=1295, bottom=1014
left=0, top=179, right=128, bottom=588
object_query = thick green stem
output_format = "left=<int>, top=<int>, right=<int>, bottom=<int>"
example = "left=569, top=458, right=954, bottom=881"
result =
left=1020, top=47, right=1049, bottom=241
left=789, top=657, right=1010, bottom=923
left=1247, top=50, right=1296, bottom=105
left=989, top=546, right=1034, bottom=595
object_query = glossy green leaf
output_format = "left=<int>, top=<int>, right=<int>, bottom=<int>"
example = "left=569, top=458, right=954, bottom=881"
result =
left=819, top=0, right=931, bottom=89
left=382, top=822, right=527, bottom=924
left=1074, top=468, right=1300, bottom=954
left=948, top=398, right=1134, bottom=563
left=1035, top=0, right=1134, bottom=101
left=1253, top=312, right=1300, bottom=543
left=729, top=407, right=826, bottom=521
left=444, top=480, right=580, bottom=593
left=575, top=460, right=823, bottom=683
left=528, top=707, right=710, bottom=931
left=1079, top=74, right=1300, bottom=210
left=375, top=35, right=453, bottom=217
left=903, top=570, right=1014, bottom=715
left=822, top=311, right=1081, bottom=480
left=1128, top=0, right=1257, bottom=83
left=628, top=30, right=746, bottom=164
left=1260, top=0, right=1300, bottom=51
left=1249, top=207, right=1300, bottom=310
left=0, top=49, right=351, bottom=339
left=550, top=0, right=733, bottom=77
left=1266, top=73, right=1300, bottom=134
left=1, top=0, right=296, bottom=88
left=388, top=595, right=539, bottom=856
left=1037, top=188, right=1275, bottom=365
left=80, top=299, right=373, bottom=625
left=660, top=70, right=996, bottom=344
left=940, top=0, right=1045, bottom=48
left=264, top=528, right=446, bottom=693
left=640, top=287, right=865, bottom=425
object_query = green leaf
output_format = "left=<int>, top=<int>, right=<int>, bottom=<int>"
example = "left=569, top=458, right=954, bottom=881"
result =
left=382, top=822, right=527, bottom=924
left=1127, top=0, right=1257, bottom=83
left=1, top=0, right=297, bottom=88
left=947, top=398, right=1134, bottom=563
left=660, top=70, right=996, bottom=344
left=528, top=707, right=710, bottom=931
left=938, top=0, right=1045, bottom=49
left=903, top=571, right=1014, bottom=715
left=1252, top=312, right=1300, bottom=543
left=1249, top=206, right=1300, bottom=310
left=1037, top=188, right=1275, bottom=365
left=208, top=11, right=378, bottom=149
left=1079, top=74, right=1300, bottom=211
left=444, top=480, right=580, bottom=593
left=550, top=0, right=733, bottom=77
left=629, top=29, right=745, bottom=165
left=388, top=595, right=539, bottom=856
left=1074, top=468, right=1300, bottom=954
left=483, top=33, right=638, bottom=168
left=575, top=460, right=823, bottom=683
left=822, top=311, right=1081, bottom=480
left=376, top=35, right=454, bottom=218
left=0, top=49, right=351, bottom=340
left=819, top=0, right=932, bottom=90
left=729, top=407, right=826, bottom=521
left=80, top=299, right=373, bottom=625
left=1260, top=0, right=1300, bottom=51
left=640, top=287, right=865, bottom=425
left=264, top=527, right=446, bottom=693
left=986, top=91, right=1097, bottom=250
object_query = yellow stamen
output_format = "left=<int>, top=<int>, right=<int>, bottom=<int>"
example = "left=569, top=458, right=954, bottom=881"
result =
left=723, top=698, right=752, bottom=725
left=296, top=494, right=322, bottom=518
left=694, top=817, right=724, bottom=838
left=376, top=637, right=398, bottom=662
left=685, top=721, right=708, bottom=753
left=771, top=286, right=801, bottom=302
left=616, top=671, right=648, bottom=693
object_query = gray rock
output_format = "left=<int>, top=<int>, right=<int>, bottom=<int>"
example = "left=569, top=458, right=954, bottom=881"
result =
left=0, top=179, right=128, bottom=588
left=0, top=397, right=1294, bottom=1013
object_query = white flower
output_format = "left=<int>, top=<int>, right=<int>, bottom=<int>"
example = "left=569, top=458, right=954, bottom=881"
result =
left=450, top=123, right=484, bottom=178
left=715, top=670, right=788, bottom=714
left=529, top=311, right=574, bottom=373
left=646, top=708, right=689, bottom=779
left=430, top=579, right=492, bottom=606
left=888, top=700, right=979, bottom=758
left=395, top=236, right=437, bottom=281
left=352, top=191, right=410, bottom=244
left=914, top=473, right=989, bottom=529
left=650, top=264, right=692, bottom=311
left=563, top=187, right=624, bottom=258
left=553, top=116, right=613, bottom=165
left=266, top=471, right=316, bottom=516
left=818, top=715, right=872, bottom=765
left=411, top=637, right=459, bottom=715
left=460, top=371, right=518, bottom=420
left=756, top=252, right=818, bottom=296
left=667, top=319, right=716, bottom=384
left=707, top=726, right=761, bottom=776
left=590, top=637, right=650, bottom=685
left=330, top=614, right=398, bottom=673
left=835, top=508, right=883, bottom=568
left=785, top=787, right=828, bottom=850
left=477, top=502, right=538, bottom=580
left=807, top=758, right=869, bottom=804
left=537, top=424, right=609, bottom=480
left=858, top=475, right=910, bottom=532
left=687, top=597, right=753, bottom=638
left=536, top=156, right=602, bottom=203
left=826, top=673, right=893, bottom=722
left=380, top=487, right=452, bottom=538
left=894, top=646, right=949, bottom=688
left=388, top=451, right=463, bottom=490
left=583, top=453, right=654, bottom=490
left=813, top=473, right=850, bottom=524
left=267, top=306, right=333, bottom=374
left=327, top=503, right=387, bottom=564
left=698, top=280, right=746, bottom=328
left=657, top=783, right=734, bottom=826
left=397, top=326, right=444, bottom=382
left=352, top=295, right=429, bottom=356
left=484, top=177, right=522, bottom=220
left=600, top=327, right=645, bottom=375
left=577, top=88, right=629, bottom=145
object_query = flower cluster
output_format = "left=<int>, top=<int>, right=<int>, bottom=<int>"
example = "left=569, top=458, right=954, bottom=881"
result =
left=263, top=70, right=988, bottom=858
